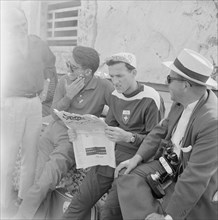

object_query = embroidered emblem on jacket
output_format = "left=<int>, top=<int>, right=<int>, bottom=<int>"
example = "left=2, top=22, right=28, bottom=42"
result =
left=122, top=110, right=130, bottom=124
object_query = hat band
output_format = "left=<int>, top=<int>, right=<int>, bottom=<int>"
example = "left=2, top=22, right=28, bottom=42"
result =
left=174, top=58, right=209, bottom=83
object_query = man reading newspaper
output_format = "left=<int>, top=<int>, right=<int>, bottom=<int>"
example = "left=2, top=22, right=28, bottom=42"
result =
left=63, top=52, right=165, bottom=220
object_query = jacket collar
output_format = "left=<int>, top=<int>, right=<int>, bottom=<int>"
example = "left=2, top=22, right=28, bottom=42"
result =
left=180, top=90, right=209, bottom=148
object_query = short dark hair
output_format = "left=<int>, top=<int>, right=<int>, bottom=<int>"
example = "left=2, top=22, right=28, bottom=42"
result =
left=72, top=46, right=100, bottom=75
left=106, top=60, right=135, bottom=71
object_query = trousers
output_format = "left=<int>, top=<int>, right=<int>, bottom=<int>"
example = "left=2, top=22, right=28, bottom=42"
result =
left=15, top=120, right=75, bottom=219
left=1, top=96, right=42, bottom=209
left=63, top=150, right=134, bottom=220
left=117, top=160, right=175, bottom=220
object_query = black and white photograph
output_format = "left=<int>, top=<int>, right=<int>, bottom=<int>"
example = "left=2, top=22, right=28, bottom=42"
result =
left=1, top=1, right=218, bottom=220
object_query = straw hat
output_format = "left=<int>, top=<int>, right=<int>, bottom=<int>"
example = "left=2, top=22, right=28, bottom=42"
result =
left=163, top=48, right=217, bottom=88
left=106, top=52, right=137, bottom=69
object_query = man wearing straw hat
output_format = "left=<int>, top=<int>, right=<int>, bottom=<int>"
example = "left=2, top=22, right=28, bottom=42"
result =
left=115, top=48, right=218, bottom=220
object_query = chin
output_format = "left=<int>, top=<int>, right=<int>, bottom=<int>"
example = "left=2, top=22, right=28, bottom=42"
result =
left=116, top=88, right=124, bottom=93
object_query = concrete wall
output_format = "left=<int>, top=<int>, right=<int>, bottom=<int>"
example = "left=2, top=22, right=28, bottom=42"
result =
left=79, top=0, right=218, bottom=83
left=3, top=0, right=217, bottom=83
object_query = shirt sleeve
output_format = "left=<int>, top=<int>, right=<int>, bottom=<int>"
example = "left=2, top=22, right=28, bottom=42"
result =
left=51, top=76, right=72, bottom=120
left=103, top=79, right=114, bottom=106
left=105, top=106, right=119, bottom=126
left=40, top=39, right=58, bottom=104
left=42, top=75, right=58, bottom=103
left=40, top=39, right=57, bottom=81
left=132, top=97, right=165, bottom=149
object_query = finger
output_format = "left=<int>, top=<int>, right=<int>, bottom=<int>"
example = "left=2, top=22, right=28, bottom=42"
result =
left=124, top=166, right=132, bottom=175
left=114, top=167, right=121, bottom=178
left=105, top=130, right=113, bottom=136
left=77, top=80, right=85, bottom=88
left=74, top=76, right=84, bottom=83
left=114, top=169, right=118, bottom=178
left=114, top=163, right=125, bottom=178
left=69, top=78, right=84, bottom=89
left=105, top=126, right=115, bottom=131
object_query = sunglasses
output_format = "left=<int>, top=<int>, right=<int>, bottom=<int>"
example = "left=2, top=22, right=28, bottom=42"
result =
left=166, top=75, right=187, bottom=84
left=66, top=61, right=80, bottom=72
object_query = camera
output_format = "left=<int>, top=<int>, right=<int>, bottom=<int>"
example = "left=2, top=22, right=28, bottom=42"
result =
left=146, top=140, right=180, bottom=199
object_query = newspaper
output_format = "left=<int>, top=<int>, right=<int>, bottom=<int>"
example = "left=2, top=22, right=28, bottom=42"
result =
left=54, top=109, right=116, bottom=169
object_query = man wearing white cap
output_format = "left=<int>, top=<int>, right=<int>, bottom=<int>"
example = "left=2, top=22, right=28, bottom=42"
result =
left=63, top=52, right=165, bottom=219
left=115, top=48, right=218, bottom=220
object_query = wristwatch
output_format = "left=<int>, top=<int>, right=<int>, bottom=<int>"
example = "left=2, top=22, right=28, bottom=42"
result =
left=130, top=133, right=136, bottom=143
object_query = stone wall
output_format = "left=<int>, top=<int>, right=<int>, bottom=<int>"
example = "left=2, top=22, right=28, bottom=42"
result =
left=6, top=0, right=218, bottom=83
left=78, top=0, right=218, bottom=83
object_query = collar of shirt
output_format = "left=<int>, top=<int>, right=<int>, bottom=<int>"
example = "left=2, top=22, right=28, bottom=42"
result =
left=184, top=99, right=199, bottom=112
left=83, top=76, right=98, bottom=91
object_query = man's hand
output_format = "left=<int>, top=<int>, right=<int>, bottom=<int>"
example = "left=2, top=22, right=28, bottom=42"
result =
left=114, top=154, right=142, bottom=178
left=145, top=213, right=165, bottom=220
left=67, top=127, right=77, bottom=143
left=65, top=77, right=85, bottom=100
left=105, top=126, right=132, bottom=143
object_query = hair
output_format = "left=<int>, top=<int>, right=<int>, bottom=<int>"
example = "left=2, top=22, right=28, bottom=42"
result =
left=72, top=46, right=100, bottom=75
left=106, top=60, right=135, bottom=72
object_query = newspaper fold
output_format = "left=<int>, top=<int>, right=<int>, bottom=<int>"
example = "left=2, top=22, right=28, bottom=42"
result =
left=54, top=109, right=116, bottom=169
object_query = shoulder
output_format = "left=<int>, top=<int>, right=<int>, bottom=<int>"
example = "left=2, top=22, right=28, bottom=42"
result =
left=139, top=84, right=162, bottom=110
left=198, top=90, right=217, bottom=119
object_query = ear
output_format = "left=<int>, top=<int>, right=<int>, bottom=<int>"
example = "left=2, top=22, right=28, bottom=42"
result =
left=84, top=68, right=92, bottom=76
left=184, top=81, right=192, bottom=89
left=132, top=69, right=137, bottom=77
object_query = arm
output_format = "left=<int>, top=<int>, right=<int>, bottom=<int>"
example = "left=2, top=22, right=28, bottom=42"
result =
left=103, top=79, right=114, bottom=107
left=115, top=100, right=176, bottom=177
left=114, top=119, right=168, bottom=178
left=132, top=98, right=166, bottom=150
left=51, top=76, right=72, bottom=120
left=40, top=39, right=58, bottom=103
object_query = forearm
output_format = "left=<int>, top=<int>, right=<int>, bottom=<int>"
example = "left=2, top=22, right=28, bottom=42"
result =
left=132, top=133, right=146, bottom=147
left=137, top=119, right=168, bottom=162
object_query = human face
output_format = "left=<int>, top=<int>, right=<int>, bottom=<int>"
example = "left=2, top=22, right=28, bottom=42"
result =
left=67, top=56, right=86, bottom=82
left=108, top=63, right=136, bottom=94
left=167, top=70, right=186, bottom=103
